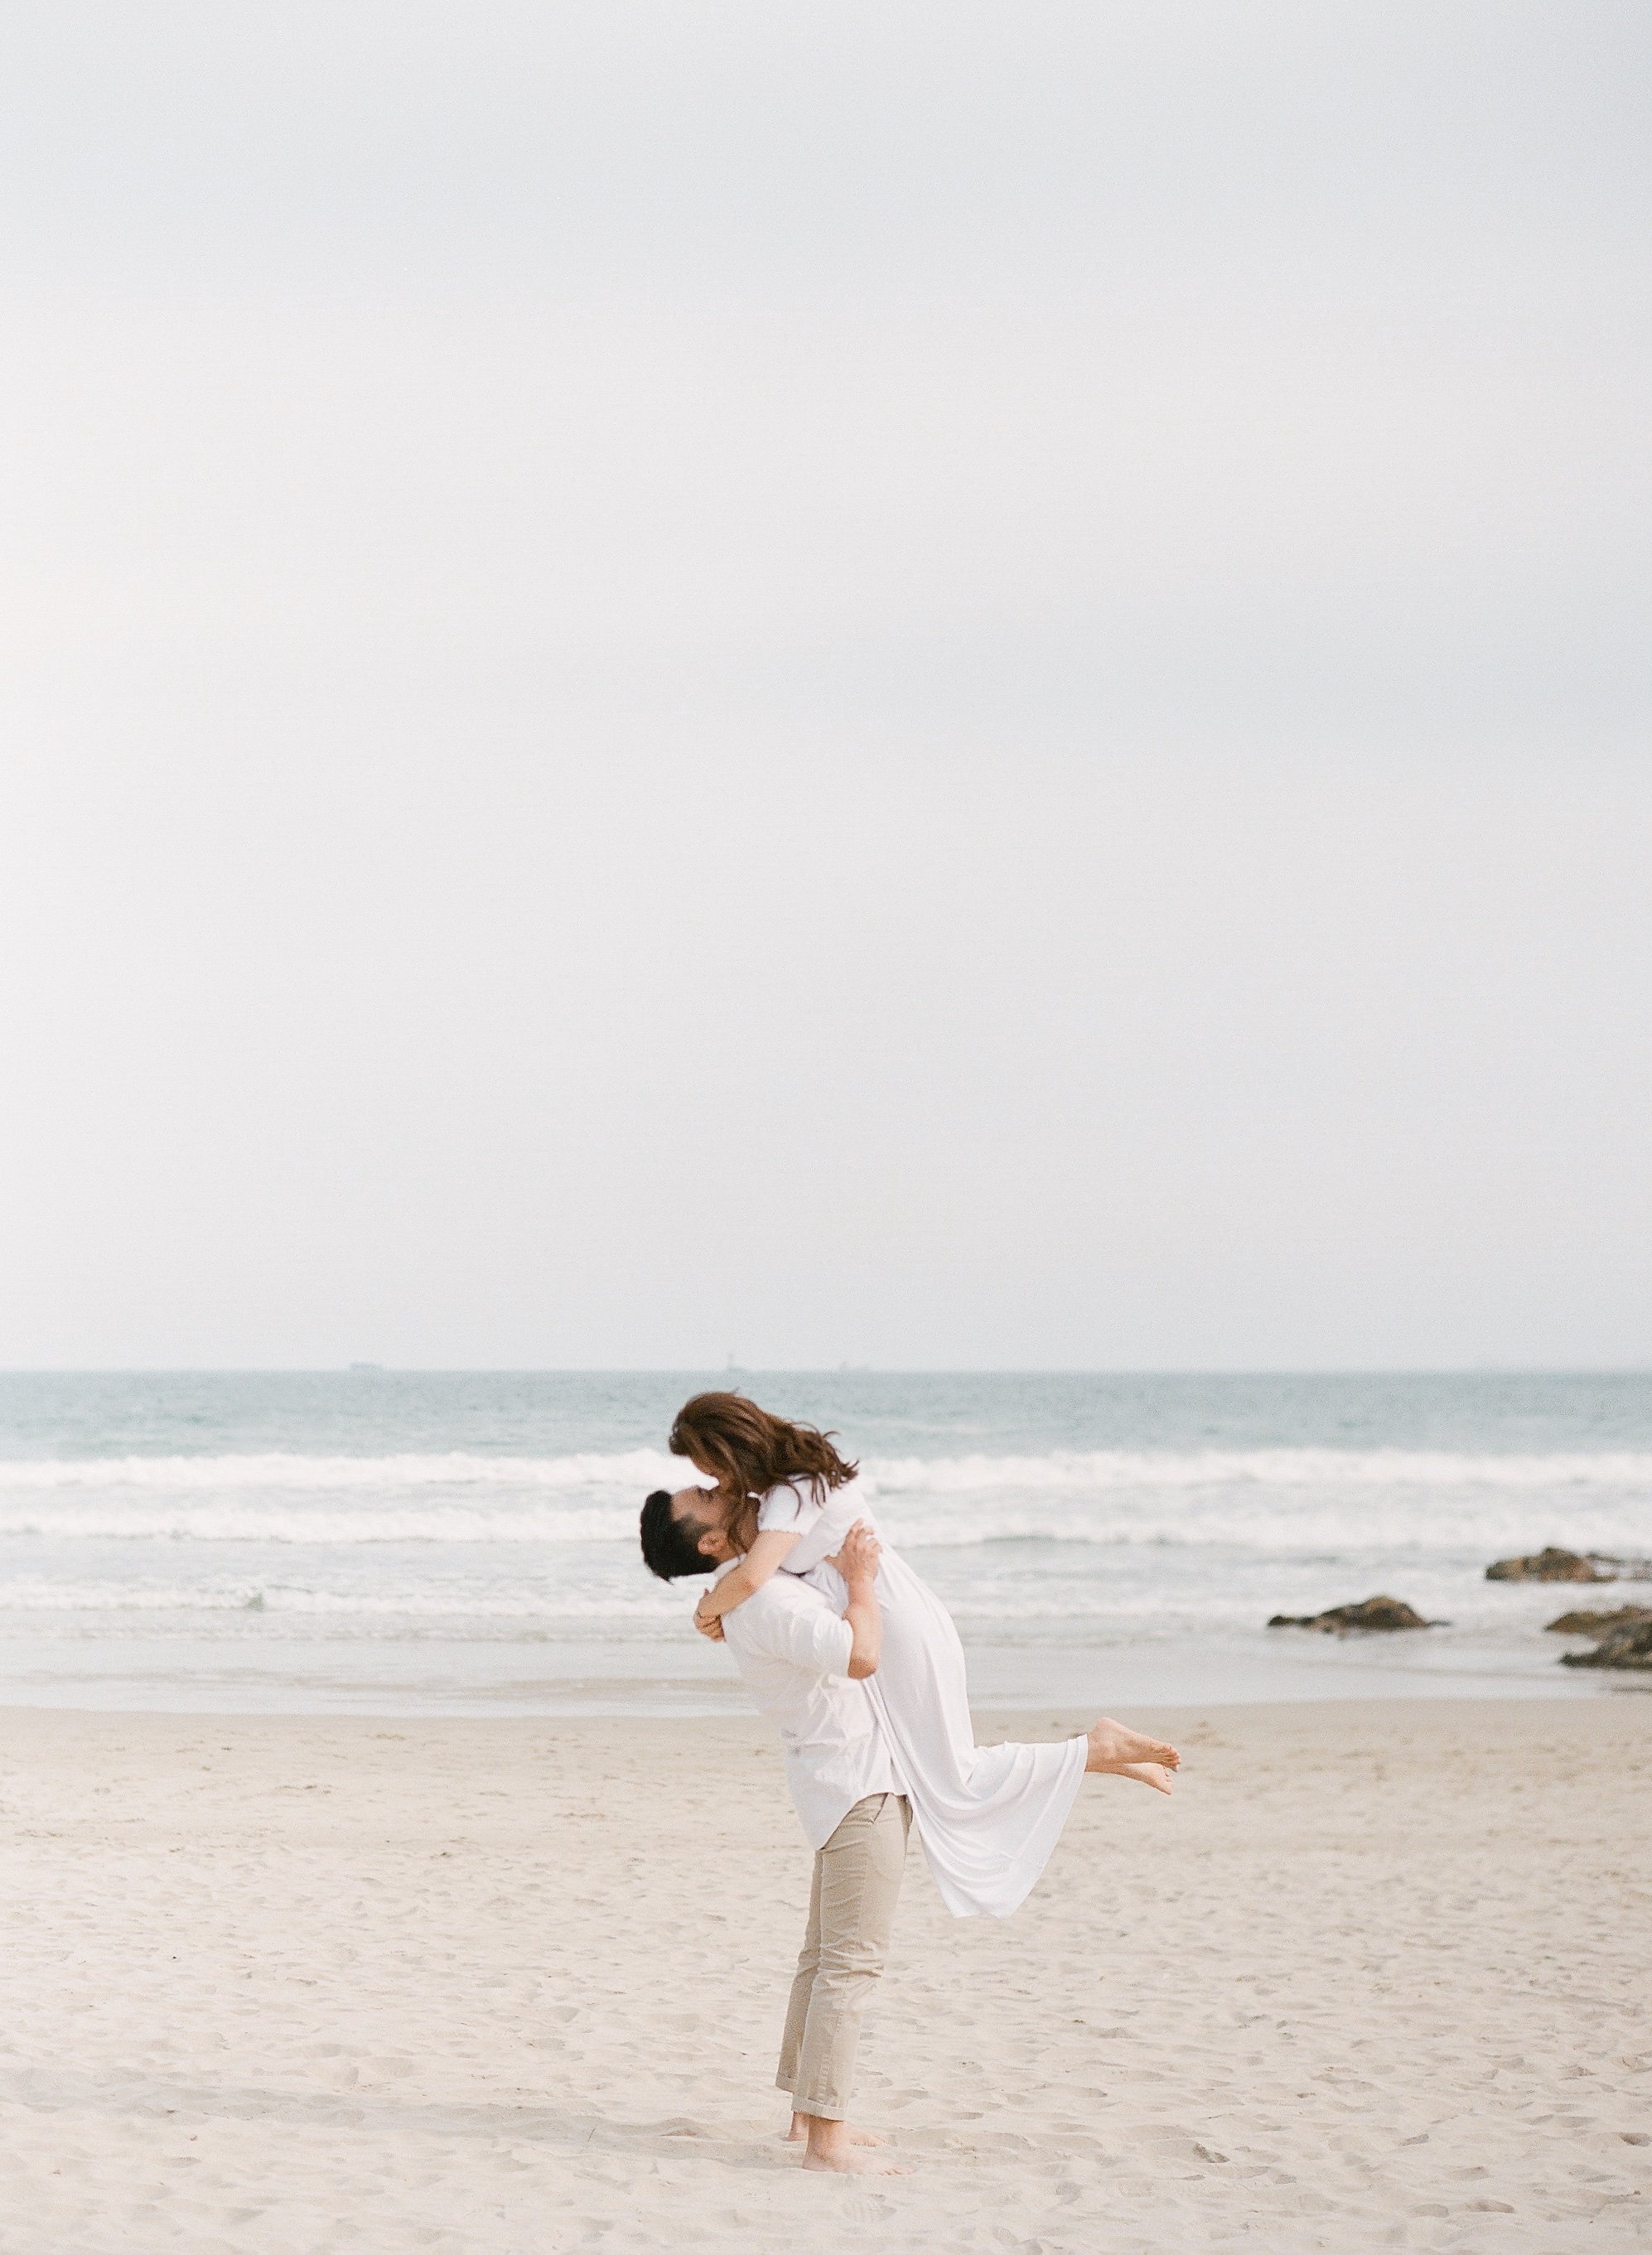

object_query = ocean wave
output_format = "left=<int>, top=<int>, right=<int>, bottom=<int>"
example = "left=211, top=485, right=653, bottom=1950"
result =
left=0, top=1575, right=1568, bottom=1633
left=2, top=1444, right=1650, bottom=1499
left=0, top=1499, right=1648, bottom=1554
left=0, top=1449, right=688, bottom=1494
left=0, top=1446, right=1646, bottom=1552
left=0, top=1504, right=639, bottom=1543
left=0, top=1577, right=684, bottom=1619
left=860, top=1449, right=1652, bottom=1494
left=0, top=1575, right=1374, bottom=1628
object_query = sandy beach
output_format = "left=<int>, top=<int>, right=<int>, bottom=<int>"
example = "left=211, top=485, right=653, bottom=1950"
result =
left=0, top=1695, right=1646, bottom=2254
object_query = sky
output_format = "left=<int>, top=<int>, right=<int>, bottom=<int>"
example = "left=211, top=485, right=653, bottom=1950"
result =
left=1, top=2, right=1648, bottom=1370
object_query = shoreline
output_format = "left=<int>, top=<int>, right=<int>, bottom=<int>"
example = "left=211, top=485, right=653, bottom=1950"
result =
left=0, top=1668, right=1646, bottom=1721
left=3, top=1688, right=1645, bottom=1733
left=0, top=1612, right=1640, bottom=1719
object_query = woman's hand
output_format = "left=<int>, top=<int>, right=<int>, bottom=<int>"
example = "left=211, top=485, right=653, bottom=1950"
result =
left=693, top=1593, right=726, bottom=1642
left=828, top=1523, right=883, bottom=1678
left=828, top=1520, right=882, bottom=1586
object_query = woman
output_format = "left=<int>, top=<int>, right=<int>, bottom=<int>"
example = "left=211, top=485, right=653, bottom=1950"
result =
left=641, top=1392, right=1178, bottom=1918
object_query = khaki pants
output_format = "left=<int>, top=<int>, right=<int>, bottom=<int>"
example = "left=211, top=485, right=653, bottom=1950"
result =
left=776, top=1791, right=911, bottom=2122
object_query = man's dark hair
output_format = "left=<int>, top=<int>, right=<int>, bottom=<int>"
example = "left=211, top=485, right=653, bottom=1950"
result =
left=640, top=1488, right=716, bottom=1581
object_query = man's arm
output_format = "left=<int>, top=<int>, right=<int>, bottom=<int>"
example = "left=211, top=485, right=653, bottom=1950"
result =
left=829, top=1522, right=882, bottom=1679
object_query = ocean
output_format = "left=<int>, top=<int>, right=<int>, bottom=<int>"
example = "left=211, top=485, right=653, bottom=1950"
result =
left=1, top=1370, right=1648, bottom=1715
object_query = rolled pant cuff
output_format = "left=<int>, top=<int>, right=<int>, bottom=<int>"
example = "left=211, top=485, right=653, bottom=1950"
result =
left=776, top=2070, right=849, bottom=2122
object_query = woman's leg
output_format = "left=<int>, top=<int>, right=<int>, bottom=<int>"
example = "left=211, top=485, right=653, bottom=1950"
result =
left=1084, top=1719, right=1181, bottom=1772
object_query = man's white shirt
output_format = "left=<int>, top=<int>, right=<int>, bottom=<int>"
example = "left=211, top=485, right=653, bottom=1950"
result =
left=715, top=1564, right=897, bottom=1849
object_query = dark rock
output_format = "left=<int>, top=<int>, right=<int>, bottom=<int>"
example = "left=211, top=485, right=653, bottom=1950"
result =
left=1267, top=1595, right=1442, bottom=1633
left=1594, top=1555, right=1652, bottom=1581
left=1560, top=1619, right=1652, bottom=1671
left=1485, top=1548, right=1611, bottom=1583
left=1544, top=1605, right=1652, bottom=1638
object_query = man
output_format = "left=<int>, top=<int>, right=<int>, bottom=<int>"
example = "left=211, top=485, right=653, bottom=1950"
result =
left=642, top=1490, right=910, bottom=2176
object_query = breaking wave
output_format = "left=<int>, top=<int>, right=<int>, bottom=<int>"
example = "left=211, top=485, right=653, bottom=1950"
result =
left=0, top=1445, right=1645, bottom=1554
left=0, top=1577, right=683, bottom=1620
left=2, top=1445, right=1650, bottom=1497
left=0, top=1449, right=685, bottom=1494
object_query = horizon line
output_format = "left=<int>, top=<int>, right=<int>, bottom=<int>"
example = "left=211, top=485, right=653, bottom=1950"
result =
left=2, top=1365, right=1650, bottom=1380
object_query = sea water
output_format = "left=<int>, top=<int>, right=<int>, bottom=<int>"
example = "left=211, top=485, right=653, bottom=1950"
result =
left=0, top=1370, right=1647, bottom=1714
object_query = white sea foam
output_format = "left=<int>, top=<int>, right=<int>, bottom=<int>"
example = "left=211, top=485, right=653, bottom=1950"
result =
left=2, top=1444, right=1650, bottom=1497
left=0, top=1448, right=1646, bottom=1554
left=859, top=1448, right=1652, bottom=1494
left=0, top=1573, right=1574, bottom=1633
left=0, top=1578, right=683, bottom=1620
left=0, top=1574, right=1340, bottom=1627
left=0, top=1499, right=1633, bottom=1552
left=0, top=1503, right=636, bottom=1544
left=0, top=1449, right=688, bottom=1493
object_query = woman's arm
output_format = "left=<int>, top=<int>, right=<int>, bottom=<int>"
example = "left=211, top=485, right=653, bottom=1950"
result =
left=693, top=1528, right=801, bottom=1628
left=831, top=1521, right=883, bottom=1678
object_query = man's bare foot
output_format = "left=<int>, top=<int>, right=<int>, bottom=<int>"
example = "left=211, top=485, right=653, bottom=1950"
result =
left=784, top=2114, right=886, bottom=2146
left=801, top=2147, right=912, bottom=2175
left=799, top=2115, right=911, bottom=2174
left=1085, top=1717, right=1180, bottom=1774
left=1112, top=1760, right=1174, bottom=1794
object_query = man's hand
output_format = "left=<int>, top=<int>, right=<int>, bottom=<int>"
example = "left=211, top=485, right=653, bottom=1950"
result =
left=828, top=1520, right=882, bottom=1586
left=693, top=1595, right=726, bottom=1642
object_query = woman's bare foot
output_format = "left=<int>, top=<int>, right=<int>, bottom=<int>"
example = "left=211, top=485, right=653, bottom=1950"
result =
left=1085, top=1717, right=1180, bottom=1774
left=1113, top=1760, right=1174, bottom=1794
left=784, top=2114, right=886, bottom=2146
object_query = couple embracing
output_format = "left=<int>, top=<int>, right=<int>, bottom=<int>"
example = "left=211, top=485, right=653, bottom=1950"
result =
left=639, top=1393, right=1179, bottom=2175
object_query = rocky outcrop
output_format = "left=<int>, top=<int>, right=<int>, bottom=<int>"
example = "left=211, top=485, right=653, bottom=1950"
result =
left=1544, top=1604, right=1652, bottom=1638
left=1268, top=1596, right=1441, bottom=1633
left=1485, top=1548, right=1611, bottom=1583
left=1560, top=1618, right=1652, bottom=1671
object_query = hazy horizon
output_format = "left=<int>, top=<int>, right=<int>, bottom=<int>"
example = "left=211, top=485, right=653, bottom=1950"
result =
left=4, top=1362, right=1650, bottom=1379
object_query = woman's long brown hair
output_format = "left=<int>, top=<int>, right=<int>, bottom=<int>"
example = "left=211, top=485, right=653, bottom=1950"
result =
left=669, top=1393, right=857, bottom=1552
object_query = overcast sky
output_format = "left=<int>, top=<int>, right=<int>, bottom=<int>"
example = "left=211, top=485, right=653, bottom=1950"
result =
left=2, top=2, right=1648, bottom=1369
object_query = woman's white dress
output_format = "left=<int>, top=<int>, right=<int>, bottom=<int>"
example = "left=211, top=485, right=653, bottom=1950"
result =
left=757, top=1480, right=1085, bottom=1919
